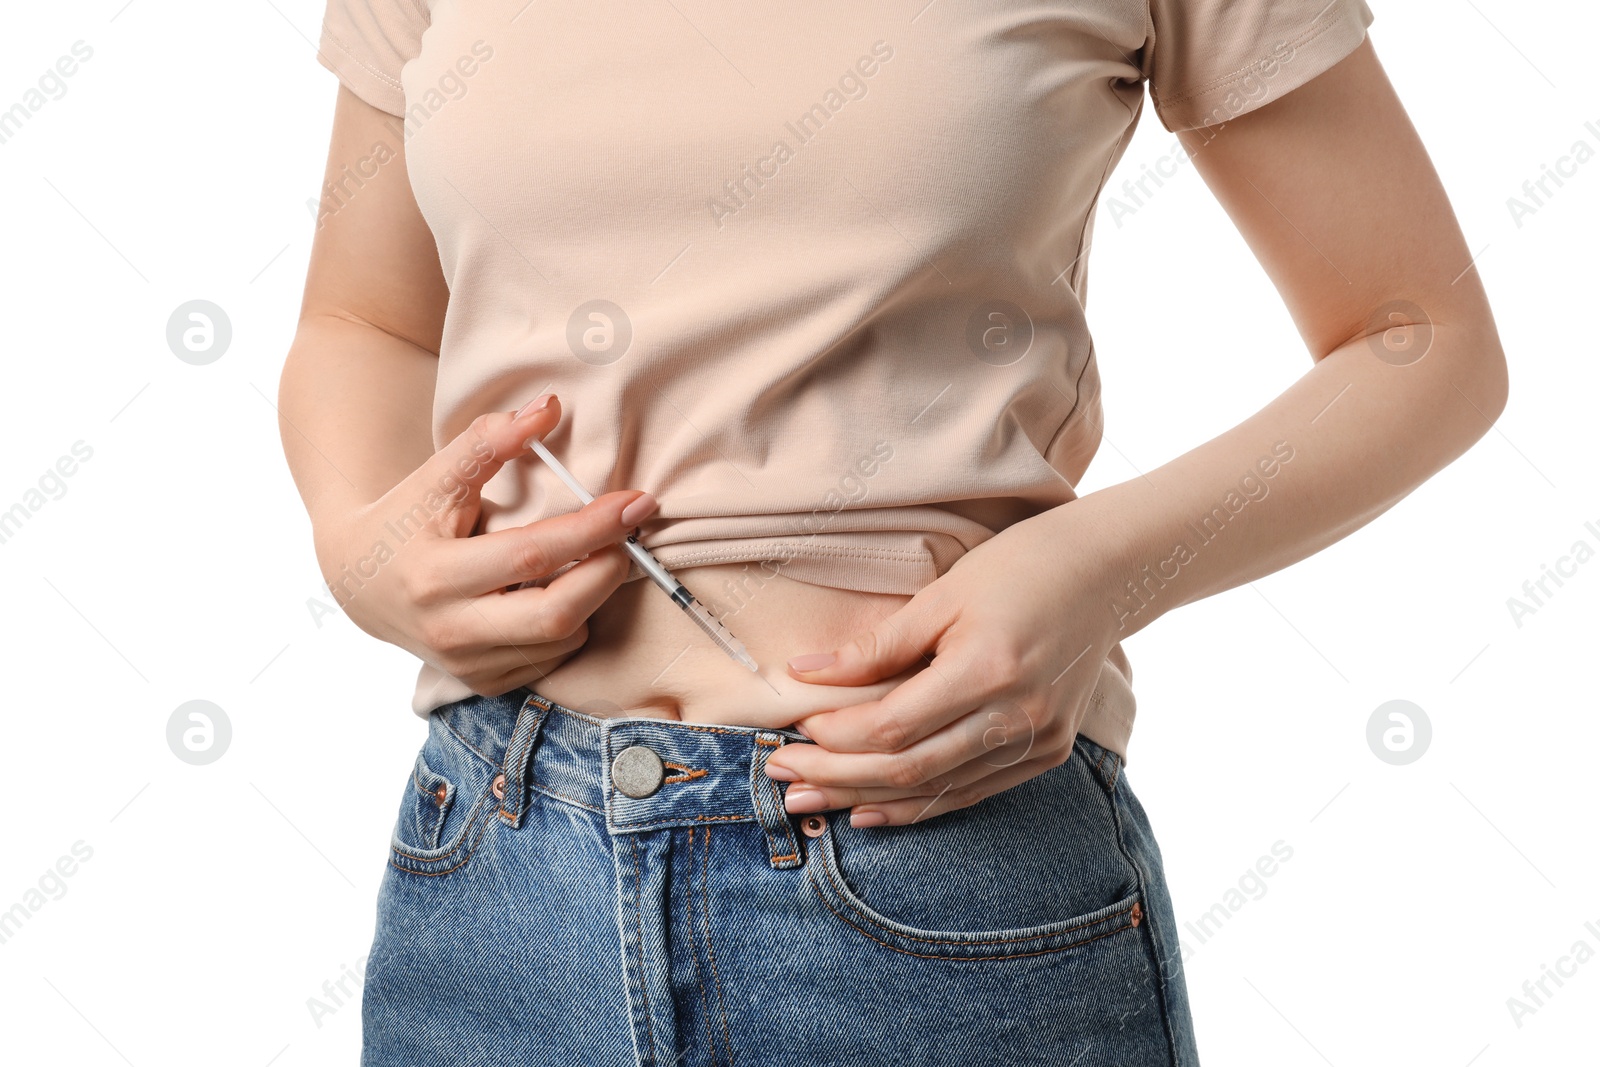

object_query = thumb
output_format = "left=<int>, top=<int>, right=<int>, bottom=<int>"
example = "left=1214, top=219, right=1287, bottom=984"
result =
left=413, top=393, right=562, bottom=537
left=786, top=598, right=944, bottom=685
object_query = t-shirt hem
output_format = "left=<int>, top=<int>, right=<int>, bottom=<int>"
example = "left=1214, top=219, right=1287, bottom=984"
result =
left=624, top=543, right=944, bottom=597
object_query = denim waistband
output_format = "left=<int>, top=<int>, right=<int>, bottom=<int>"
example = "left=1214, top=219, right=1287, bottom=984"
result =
left=445, top=687, right=818, bottom=871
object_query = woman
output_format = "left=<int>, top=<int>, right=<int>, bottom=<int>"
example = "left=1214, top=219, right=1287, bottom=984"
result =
left=280, top=1, right=1507, bottom=1062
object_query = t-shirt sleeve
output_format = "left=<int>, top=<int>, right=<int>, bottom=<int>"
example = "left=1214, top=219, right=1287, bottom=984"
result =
left=316, top=0, right=430, bottom=117
left=1143, top=0, right=1375, bottom=132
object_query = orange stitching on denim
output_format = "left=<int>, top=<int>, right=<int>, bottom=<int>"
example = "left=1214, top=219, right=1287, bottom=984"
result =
left=391, top=790, right=491, bottom=861
left=755, top=737, right=781, bottom=746
left=1074, top=737, right=1119, bottom=797
left=826, top=855, right=1138, bottom=945
left=699, top=825, right=736, bottom=1064
left=662, top=771, right=707, bottom=783
left=497, top=733, right=537, bottom=819
left=499, top=727, right=540, bottom=817
left=389, top=824, right=487, bottom=875
left=684, top=828, right=722, bottom=1067
left=809, top=878, right=1138, bottom=960
left=630, top=835, right=658, bottom=1063
left=411, top=765, right=448, bottom=798
left=662, top=762, right=708, bottom=784
left=815, top=838, right=1139, bottom=947
left=498, top=780, right=527, bottom=822
left=751, top=743, right=799, bottom=866
left=765, top=767, right=800, bottom=865
left=388, top=799, right=497, bottom=875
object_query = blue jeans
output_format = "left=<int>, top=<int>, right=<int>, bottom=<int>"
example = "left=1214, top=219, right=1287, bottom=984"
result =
left=362, top=688, right=1200, bottom=1065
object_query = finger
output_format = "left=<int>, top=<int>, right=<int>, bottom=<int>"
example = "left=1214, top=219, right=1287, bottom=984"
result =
left=458, top=544, right=633, bottom=644
left=785, top=593, right=950, bottom=687
left=779, top=742, right=1009, bottom=812
left=778, top=651, right=992, bottom=755
left=396, top=395, right=563, bottom=539
left=419, top=546, right=626, bottom=669
left=784, top=700, right=1049, bottom=809
left=851, top=752, right=1068, bottom=827
left=440, top=495, right=651, bottom=597
left=766, top=702, right=1006, bottom=792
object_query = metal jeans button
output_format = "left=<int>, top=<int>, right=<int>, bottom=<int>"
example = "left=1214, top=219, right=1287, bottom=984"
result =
left=612, top=744, right=665, bottom=799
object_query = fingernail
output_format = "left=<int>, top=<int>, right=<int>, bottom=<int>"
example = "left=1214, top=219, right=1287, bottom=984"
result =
left=784, top=788, right=827, bottom=814
left=764, top=762, right=798, bottom=781
left=850, top=810, right=888, bottom=828
left=619, top=492, right=657, bottom=526
left=515, top=393, right=556, bottom=419
left=788, top=653, right=835, bottom=672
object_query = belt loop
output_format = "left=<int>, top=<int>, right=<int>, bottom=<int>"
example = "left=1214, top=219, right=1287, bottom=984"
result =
left=750, top=732, right=803, bottom=870
left=498, top=691, right=552, bottom=828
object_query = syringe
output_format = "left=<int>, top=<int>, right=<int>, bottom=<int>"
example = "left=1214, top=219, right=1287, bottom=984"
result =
left=525, top=437, right=760, bottom=673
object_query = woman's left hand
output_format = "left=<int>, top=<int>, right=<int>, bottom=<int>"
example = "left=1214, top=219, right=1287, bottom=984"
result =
left=763, top=504, right=1126, bottom=827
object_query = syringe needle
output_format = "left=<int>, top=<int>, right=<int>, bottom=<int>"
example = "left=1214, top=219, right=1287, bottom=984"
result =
left=525, top=434, right=760, bottom=672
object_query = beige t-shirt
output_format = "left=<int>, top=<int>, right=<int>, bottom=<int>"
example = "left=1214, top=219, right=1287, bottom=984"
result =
left=316, top=0, right=1374, bottom=757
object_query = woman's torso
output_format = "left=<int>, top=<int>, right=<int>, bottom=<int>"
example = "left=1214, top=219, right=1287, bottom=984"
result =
left=393, top=3, right=1149, bottom=751
left=531, top=563, right=916, bottom=726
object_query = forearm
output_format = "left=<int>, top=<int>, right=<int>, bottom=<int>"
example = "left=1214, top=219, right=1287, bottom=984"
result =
left=1066, top=321, right=1508, bottom=640
left=276, top=313, right=438, bottom=540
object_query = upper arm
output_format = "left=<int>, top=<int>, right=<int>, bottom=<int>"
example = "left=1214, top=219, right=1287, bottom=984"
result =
left=1171, top=38, right=1504, bottom=372
left=299, top=84, right=448, bottom=354
left=301, top=0, right=445, bottom=353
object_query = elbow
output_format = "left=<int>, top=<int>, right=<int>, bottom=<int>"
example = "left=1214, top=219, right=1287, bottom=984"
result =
left=1455, top=324, right=1510, bottom=437
left=1414, top=306, right=1508, bottom=448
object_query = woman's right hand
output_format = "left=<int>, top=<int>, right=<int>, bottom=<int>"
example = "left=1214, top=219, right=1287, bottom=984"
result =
left=314, top=394, right=656, bottom=696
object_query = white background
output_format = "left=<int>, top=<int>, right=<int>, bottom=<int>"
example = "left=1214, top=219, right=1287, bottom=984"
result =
left=1, top=1, right=1595, bottom=1064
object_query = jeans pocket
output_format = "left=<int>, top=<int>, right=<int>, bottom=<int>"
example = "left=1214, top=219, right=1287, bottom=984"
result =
left=401, top=752, right=456, bottom=850
left=388, top=710, right=500, bottom=876
left=804, top=735, right=1143, bottom=960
